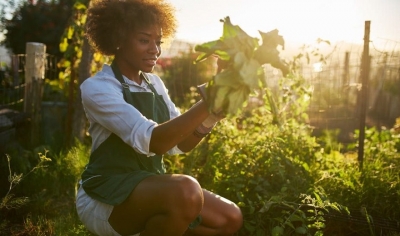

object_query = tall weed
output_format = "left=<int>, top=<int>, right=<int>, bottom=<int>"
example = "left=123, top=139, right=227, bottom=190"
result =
left=0, top=141, right=91, bottom=235
left=0, top=151, right=51, bottom=234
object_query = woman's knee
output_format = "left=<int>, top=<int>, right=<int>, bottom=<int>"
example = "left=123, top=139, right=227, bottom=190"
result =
left=229, top=206, right=243, bottom=233
left=221, top=204, right=243, bottom=235
left=168, top=175, right=203, bottom=216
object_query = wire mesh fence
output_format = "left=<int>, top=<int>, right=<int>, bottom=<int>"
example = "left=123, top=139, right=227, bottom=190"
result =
left=0, top=38, right=399, bottom=144
left=0, top=53, right=59, bottom=110
left=269, top=38, right=400, bottom=143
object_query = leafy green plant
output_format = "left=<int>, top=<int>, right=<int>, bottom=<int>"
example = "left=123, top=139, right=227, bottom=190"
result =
left=23, top=141, right=89, bottom=202
left=349, top=127, right=400, bottom=218
left=259, top=192, right=348, bottom=236
left=42, top=78, right=68, bottom=102
left=180, top=81, right=339, bottom=235
left=174, top=63, right=400, bottom=235
left=58, top=1, right=89, bottom=91
left=184, top=103, right=353, bottom=235
left=0, top=151, right=51, bottom=233
left=194, top=16, right=288, bottom=115
left=1, top=152, right=51, bottom=210
left=309, top=126, right=400, bottom=234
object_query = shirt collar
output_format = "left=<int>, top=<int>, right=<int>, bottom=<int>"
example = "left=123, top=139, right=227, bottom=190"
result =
left=101, top=64, right=146, bottom=87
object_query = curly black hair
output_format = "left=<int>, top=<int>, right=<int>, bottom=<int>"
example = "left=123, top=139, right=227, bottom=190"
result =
left=86, top=0, right=177, bottom=55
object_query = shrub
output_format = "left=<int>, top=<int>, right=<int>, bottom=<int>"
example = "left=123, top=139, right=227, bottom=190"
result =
left=168, top=72, right=400, bottom=235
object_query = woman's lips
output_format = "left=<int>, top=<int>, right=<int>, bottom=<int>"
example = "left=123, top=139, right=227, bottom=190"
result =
left=144, top=59, right=157, bottom=66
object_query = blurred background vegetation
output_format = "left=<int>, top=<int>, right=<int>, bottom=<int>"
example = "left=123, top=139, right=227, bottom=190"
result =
left=0, top=0, right=400, bottom=235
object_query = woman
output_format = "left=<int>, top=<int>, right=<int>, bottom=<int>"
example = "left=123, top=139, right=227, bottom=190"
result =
left=76, top=0, right=243, bottom=235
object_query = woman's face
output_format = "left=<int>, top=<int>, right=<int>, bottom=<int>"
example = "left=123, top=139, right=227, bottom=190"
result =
left=119, top=25, right=163, bottom=74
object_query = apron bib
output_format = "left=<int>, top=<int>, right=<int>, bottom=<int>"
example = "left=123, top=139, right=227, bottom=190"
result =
left=81, top=61, right=170, bottom=205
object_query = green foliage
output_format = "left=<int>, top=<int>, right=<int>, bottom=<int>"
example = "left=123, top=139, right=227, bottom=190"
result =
left=346, top=126, right=400, bottom=218
left=0, top=141, right=91, bottom=235
left=183, top=99, right=349, bottom=235
left=308, top=125, right=400, bottom=234
left=2, top=95, right=400, bottom=236
left=1, top=153, right=35, bottom=210
left=264, top=72, right=313, bottom=127
left=58, top=0, right=106, bottom=81
left=194, top=16, right=288, bottom=115
left=172, top=70, right=400, bottom=235
left=59, top=1, right=87, bottom=59
left=42, top=78, right=68, bottom=102
left=290, top=39, right=332, bottom=70
left=0, top=0, right=74, bottom=56
left=58, top=1, right=89, bottom=84
left=23, top=141, right=89, bottom=199
left=179, top=71, right=330, bottom=235
left=1, top=151, right=51, bottom=232
left=1, top=26, right=399, bottom=234
left=56, top=0, right=106, bottom=108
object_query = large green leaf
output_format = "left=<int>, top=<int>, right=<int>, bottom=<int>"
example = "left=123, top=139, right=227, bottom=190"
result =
left=211, top=86, right=231, bottom=114
left=221, top=17, right=259, bottom=59
left=254, top=29, right=289, bottom=76
left=194, top=16, right=287, bottom=116
left=194, top=40, right=228, bottom=63
left=227, top=86, right=250, bottom=114
left=239, top=58, right=261, bottom=90
left=214, top=69, right=242, bottom=89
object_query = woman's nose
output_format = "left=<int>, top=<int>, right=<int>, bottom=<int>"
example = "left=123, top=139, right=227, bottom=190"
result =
left=149, top=41, right=160, bottom=54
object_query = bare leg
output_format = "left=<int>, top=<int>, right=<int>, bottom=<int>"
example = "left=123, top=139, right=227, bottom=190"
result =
left=108, top=174, right=242, bottom=236
left=184, top=190, right=243, bottom=236
left=108, top=174, right=204, bottom=236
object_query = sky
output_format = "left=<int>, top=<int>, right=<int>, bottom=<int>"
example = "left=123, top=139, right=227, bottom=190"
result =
left=1, top=0, right=400, bottom=63
left=167, top=0, right=400, bottom=55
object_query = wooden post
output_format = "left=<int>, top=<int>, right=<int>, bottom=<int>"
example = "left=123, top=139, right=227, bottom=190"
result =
left=24, top=42, right=46, bottom=148
left=358, top=21, right=371, bottom=170
left=342, top=52, right=350, bottom=108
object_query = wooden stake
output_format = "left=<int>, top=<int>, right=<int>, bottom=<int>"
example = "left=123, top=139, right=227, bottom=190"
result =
left=358, top=21, right=371, bottom=170
left=24, top=42, right=46, bottom=148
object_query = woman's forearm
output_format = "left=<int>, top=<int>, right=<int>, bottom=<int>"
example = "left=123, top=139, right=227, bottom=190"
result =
left=149, top=101, right=209, bottom=155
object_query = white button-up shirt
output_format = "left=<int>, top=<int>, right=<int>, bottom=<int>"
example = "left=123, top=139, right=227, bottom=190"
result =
left=81, top=64, right=183, bottom=156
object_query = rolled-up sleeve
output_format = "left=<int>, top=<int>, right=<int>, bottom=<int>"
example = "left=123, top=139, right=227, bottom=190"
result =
left=81, top=76, right=157, bottom=156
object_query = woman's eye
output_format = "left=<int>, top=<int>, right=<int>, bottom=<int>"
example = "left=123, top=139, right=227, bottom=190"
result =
left=140, top=39, right=149, bottom=43
left=157, top=41, right=164, bottom=46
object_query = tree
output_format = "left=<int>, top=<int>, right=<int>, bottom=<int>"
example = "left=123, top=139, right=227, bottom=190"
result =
left=0, top=0, right=74, bottom=57
left=58, top=0, right=92, bottom=147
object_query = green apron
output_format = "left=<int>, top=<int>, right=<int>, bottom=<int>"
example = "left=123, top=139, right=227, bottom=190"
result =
left=81, top=61, right=170, bottom=206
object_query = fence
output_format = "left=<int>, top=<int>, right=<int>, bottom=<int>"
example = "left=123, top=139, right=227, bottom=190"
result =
left=313, top=42, right=399, bottom=141
left=0, top=53, right=59, bottom=110
left=0, top=35, right=399, bottom=150
left=0, top=43, right=60, bottom=149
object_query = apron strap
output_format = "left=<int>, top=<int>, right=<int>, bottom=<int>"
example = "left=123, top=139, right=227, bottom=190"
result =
left=110, top=60, right=134, bottom=104
left=141, top=72, right=159, bottom=95
left=110, top=60, right=170, bottom=123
